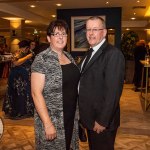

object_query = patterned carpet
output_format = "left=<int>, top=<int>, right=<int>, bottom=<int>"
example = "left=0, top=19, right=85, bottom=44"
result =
left=0, top=79, right=150, bottom=150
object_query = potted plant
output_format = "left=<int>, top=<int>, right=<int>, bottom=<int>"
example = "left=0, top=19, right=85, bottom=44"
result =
left=121, top=31, right=139, bottom=83
left=121, top=31, right=139, bottom=60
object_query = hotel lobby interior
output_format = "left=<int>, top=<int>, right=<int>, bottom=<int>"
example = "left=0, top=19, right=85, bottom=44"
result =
left=0, top=0, right=150, bottom=150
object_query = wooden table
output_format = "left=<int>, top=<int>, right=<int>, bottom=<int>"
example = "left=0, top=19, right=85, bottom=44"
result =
left=140, top=60, right=150, bottom=111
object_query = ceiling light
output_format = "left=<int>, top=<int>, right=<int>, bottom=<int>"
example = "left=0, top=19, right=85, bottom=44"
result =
left=25, top=20, right=32, bottom=23
left=106, top=1, right=109, bottom=5
left=30, top=5, right=36, bottom=8
left=131, top=17, right=136, bottom=20
left=56, top=3, right=62, bottom=7
left=51, top=15, right=56, bottom=18
left=137, top=0, right=140, bottom=3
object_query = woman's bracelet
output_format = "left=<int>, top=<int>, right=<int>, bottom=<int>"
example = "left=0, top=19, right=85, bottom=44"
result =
left=44, top=123, right=53, bottom=130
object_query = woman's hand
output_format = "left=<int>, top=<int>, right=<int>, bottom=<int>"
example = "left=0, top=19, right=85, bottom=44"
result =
left=44, top=124, right=57, bottom=140
left=93, top=121, right=106, bottom=134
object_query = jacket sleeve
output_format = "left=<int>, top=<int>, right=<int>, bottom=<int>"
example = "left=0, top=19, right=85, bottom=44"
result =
left=96, top=48, right=125, bottom=127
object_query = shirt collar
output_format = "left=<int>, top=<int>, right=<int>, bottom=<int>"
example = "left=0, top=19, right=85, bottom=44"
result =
left=91, top=38, right=106, bottom=53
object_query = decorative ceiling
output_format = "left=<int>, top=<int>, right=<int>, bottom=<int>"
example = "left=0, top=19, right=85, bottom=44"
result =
left=0, top=0, right=149, bottom=32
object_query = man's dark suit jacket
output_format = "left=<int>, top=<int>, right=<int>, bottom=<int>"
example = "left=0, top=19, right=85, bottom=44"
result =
left=79, top=41, right=125, bottom=131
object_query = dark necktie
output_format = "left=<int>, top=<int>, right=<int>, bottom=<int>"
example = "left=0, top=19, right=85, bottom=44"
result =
left=82, top=48, right=93, bottom=72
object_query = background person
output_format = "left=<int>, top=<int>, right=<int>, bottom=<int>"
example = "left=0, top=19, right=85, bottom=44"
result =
left=31, top=20, right=79, bottom=150
left=0, top=45, right=5, bottom=78
left=29, top=40, right=37, bottom=54
left=133, top=40, right=147, bottom=91
left=2, top=40, right=34, bottom=119
left=78, top=16, right=125, bottom=150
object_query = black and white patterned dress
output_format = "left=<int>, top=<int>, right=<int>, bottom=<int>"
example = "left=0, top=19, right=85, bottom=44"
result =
left=31, top=48, right=79, bottom=150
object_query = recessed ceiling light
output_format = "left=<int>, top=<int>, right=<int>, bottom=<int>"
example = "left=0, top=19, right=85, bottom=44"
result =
left=51, top=15, right=56, bottom=18
left=106, top=1, right=109, bottom=5
left=30, top=5, right=36, bottom=8
left=25, top=20, right=32, bottom=23
left=131, top=17, right=136, bottom=20
left=137, top=0, right=140, bottom=3
left=56, top=3, right=62, bottom=7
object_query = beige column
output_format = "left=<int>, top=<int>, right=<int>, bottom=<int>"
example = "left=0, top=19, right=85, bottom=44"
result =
left=10, top=19, right=25, bottom=53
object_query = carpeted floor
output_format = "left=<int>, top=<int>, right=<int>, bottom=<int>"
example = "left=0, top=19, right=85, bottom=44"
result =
left=0, top=78, right=150, bottom=150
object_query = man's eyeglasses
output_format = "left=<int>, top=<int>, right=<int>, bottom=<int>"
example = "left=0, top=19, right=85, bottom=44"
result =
left=86, top=28, right=104, bottom=33
left=51, top=32, right=68, bottom=37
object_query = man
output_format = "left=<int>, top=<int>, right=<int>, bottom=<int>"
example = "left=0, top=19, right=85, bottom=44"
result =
left=133, top=40, right=147, bottom=92
left=78, top=16, right=125, bottom=150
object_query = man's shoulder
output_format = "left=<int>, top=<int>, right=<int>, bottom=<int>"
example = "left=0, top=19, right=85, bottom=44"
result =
left=103, top=43, right=124, bottom=59
left=104, top=43, right=119, bottom=52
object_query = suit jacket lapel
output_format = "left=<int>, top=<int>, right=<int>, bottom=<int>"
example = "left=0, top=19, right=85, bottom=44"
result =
left=82, top=41, right=108, bottom=74
left=78, top=50, right=89, bottom=71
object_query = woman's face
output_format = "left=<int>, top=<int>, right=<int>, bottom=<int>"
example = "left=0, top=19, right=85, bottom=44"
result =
left=21, top=47, right=29, bottom=54
left=30, top=42, right=36, bottom=50
left=47, top=27, right=67, bottom=52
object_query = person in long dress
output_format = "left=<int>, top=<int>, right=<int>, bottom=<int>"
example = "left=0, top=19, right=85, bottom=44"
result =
left=2, top=40, right=34, bottom=119
left=31, top=20, right=79, bottom=150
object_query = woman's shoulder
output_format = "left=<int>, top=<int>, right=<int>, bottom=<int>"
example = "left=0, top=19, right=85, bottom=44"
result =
left=36, top=48, right=50, bottom=56
left=35, top=48, right=50, bottom=60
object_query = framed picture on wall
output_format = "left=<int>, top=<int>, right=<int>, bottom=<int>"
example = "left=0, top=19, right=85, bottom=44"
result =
left=71, top=16, right=105, bottom=51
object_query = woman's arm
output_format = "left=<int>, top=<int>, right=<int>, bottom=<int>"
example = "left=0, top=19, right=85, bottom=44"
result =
left=13, top=53, right=33, bottom=66
left=31, top=72, right=56, bottom=140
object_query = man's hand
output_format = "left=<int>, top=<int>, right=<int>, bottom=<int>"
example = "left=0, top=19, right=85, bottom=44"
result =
left=93, top=121, right=106, bottom=134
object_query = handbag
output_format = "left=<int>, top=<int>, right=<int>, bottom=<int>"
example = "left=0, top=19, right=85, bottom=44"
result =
left=78, top=120, right=87, bottom=142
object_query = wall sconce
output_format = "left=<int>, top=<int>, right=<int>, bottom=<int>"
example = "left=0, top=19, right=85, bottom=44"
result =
left=12, top=30, right=17, bottom=36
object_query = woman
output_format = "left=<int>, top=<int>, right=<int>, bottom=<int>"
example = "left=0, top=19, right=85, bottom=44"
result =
left=31, top=20, right=80, bottom=150
left=3, top=40, right=34, bottom=119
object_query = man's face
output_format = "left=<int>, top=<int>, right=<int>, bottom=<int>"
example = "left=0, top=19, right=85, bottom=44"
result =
left=86, top=19, right=107, bottom=47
